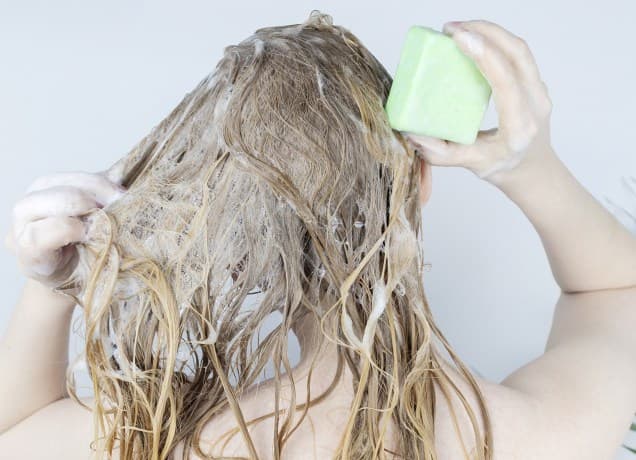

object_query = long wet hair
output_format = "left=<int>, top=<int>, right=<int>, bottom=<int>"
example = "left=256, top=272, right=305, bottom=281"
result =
left=57, top=11, right=492, bottom=460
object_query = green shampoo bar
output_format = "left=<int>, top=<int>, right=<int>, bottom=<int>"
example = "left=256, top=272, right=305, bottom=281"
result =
left=385, top=26, right=492, bottom=144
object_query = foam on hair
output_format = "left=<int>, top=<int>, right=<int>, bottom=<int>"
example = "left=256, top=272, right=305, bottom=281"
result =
left=57, top=10, right=492, bottom=460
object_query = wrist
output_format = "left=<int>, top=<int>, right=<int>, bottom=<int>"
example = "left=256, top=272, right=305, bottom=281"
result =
left=23, top=278, right=77, bottom=316
left=483, top=143, right=561, bottom=194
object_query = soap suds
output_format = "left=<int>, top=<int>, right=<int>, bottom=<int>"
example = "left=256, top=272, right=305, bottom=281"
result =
left=205, top=73, right=220, bottom=91
left=213, top=84, right=234, bottom=123
left=346, top=111, right=369, bottom=133
left=361, top=279, right=387, bottom=352
left=58, top=11, right=436, bottom=456
left=280, top=24, right=303, bottom=35
left=341, top=309, right=362, bottom=350
left=268, top=37, right=290, bottom=49
left=477, top=148, right=526, bottom=181
left=315, top=68, right=326, bottom=98
left=253, top=38, right=265, bottom=57
left=193, top=326, right=218, bottom=345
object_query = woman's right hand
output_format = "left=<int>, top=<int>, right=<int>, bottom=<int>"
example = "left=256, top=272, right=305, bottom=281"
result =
left=5, top=172, right=125, bottom=287
left=406, top=20, right=554, bottom=185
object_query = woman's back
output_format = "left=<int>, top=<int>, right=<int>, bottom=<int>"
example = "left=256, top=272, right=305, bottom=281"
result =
left=175, top=307, right=636, bottom=460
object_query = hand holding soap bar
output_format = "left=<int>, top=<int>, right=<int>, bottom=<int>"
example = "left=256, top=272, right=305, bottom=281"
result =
left=385, top=26, right=491, bottom=144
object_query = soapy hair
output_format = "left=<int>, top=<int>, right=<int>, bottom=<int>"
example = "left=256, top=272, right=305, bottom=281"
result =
left=57, top=11, right=492, bottom=460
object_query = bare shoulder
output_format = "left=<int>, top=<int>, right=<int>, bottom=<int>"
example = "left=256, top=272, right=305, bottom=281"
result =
left=432, top=356, right=543, bottom=460
left=0, top=397, right=95, bottom=460
left=170, top=386, right=356, bottom=459
left=502, top=286, right=636, bottom=459
left=5, top=288, right=635, bottom=460
left=439, top=286, right=636, bottom=460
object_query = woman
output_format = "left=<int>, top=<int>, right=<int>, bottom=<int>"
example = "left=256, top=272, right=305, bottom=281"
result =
left=1, top=11, right=636, bottom=460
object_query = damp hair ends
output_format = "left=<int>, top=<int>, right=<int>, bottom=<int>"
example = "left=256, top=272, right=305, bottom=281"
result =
left=55, top=10, right=493, bottom=460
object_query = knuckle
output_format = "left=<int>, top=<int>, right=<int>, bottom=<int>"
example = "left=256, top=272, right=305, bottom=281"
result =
left=519, top=44, right=534, bottom=63
left=536, top=82, right=553, bottom=115
left=62, top=219, right=82, bottom=240
left=57, top=218, right=72, bottom=236
left=517, top=116, right=539, bottom=136
left=540, top=97, right=553, bottom=116
left=18, top=224, right=38, bottom=250
left=467, top=19, right=494, bottom=29
left=65, top=190, right=94, bottom=213
left=506, top=117, right=538, bottom=148
left=513, top=35, right=529, bottom=51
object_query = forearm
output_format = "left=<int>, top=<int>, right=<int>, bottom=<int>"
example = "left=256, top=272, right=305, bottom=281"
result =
left=0, top=279, right=75, bottom=434
left=489, top=146, right=636, bottom=294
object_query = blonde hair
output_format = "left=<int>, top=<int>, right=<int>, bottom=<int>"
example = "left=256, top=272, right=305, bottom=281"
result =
left=57, top=11, right=492, bottom=460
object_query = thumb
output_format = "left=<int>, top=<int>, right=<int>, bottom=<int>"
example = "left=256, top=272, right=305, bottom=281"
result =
left=405, top=133, right=469, bottom=166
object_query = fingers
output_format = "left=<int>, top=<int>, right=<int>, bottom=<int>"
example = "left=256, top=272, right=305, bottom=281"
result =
left=13, top=216, right=85, bottom=279
left=18, top=216, right=86, bottom=254
left=407, top=21, right=553, bottom=180
left=445, top=28, right=526, bottom=133
left=26, top=172, right=125, bottom=207
left=12, top=186, right=99, bottom=242
left=405, top=128, right=498, bottom=167
left=405, top=134, right=468, bottom=166
left=446, top=20, right=541, bottom=83
left=444, top=20, right=551, bottom=114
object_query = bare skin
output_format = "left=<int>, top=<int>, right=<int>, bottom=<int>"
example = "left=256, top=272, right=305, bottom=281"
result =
left=2, top=19, right=636, bottom=460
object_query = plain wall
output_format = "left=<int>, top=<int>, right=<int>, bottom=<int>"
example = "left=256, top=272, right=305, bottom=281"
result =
left=1, top=1, right=635, bottom=457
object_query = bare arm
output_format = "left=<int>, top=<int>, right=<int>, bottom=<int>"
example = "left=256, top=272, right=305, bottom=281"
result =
left=489, top=140, right=636, bottom=294
left=410, top=19, right=636, bottom=459
left=410, top=21, right=636, bottom=295
left=0, top=173, right=124, bottom=435
left=0, top=280, right=75, bottom=433
left=493, top=147, right=636, bottom=457
left=0, top=397, right=96, bottom=459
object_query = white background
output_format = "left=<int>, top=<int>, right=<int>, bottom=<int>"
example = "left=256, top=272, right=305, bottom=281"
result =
left=1, top=1, right=635, bottom=457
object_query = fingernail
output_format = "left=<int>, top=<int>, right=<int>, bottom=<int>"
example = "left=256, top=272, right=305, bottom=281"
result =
left=443, top=21, right=464, bottom=34
left=454, top=29, right=484, bottom=56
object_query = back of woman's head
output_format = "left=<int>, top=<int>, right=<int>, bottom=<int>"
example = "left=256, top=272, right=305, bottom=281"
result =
left=58, top=11, right=491, bottom=460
